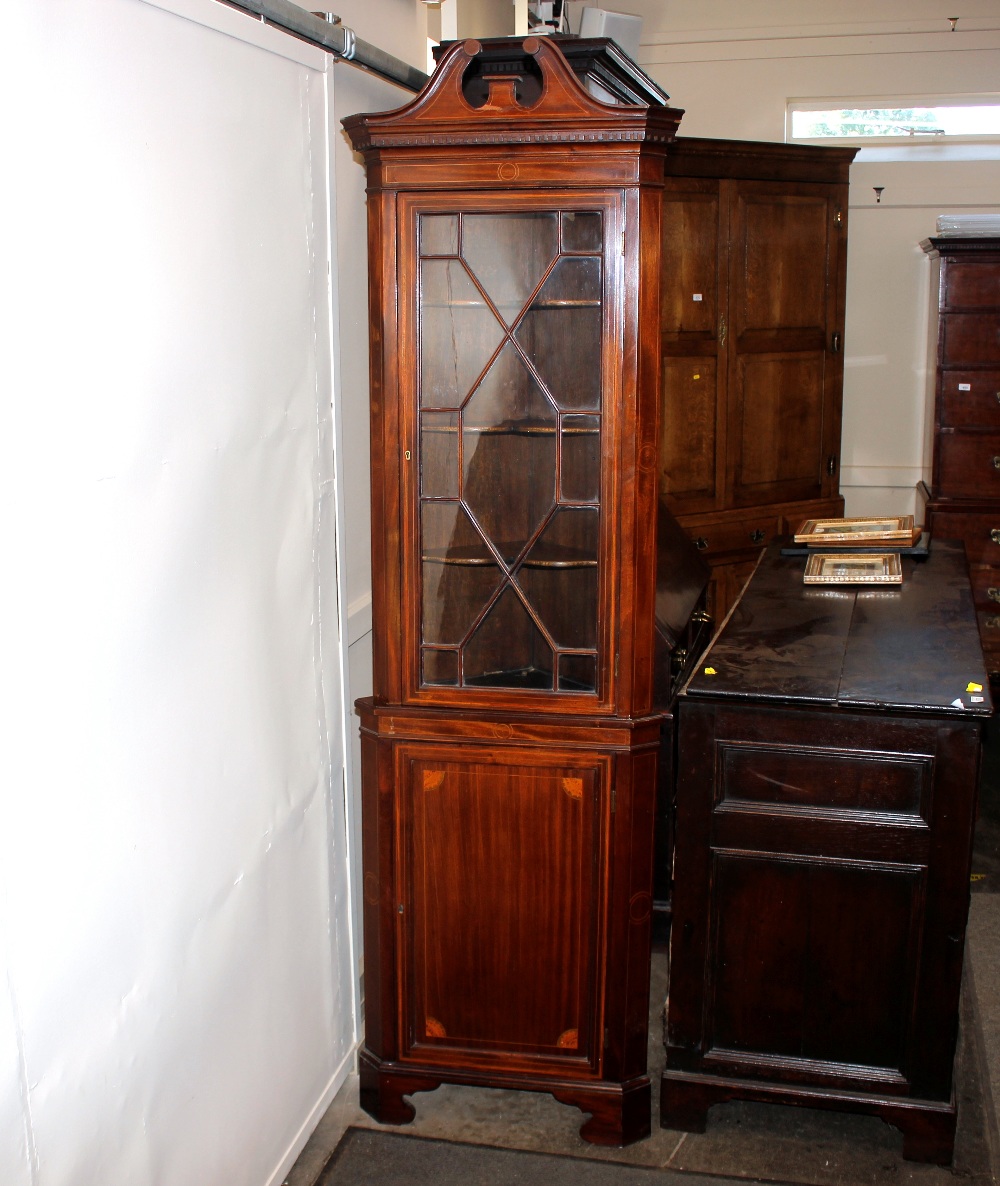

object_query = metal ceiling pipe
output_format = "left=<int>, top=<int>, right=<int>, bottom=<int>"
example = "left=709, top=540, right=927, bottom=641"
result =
left=228, top=0, right=430, bottom=92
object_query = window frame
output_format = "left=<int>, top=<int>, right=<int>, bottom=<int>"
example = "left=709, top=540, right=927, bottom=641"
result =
left=786, top=94, right=1000, bottom=147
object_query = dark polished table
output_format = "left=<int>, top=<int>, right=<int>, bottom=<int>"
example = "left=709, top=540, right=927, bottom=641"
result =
left=662, top=539, right=991, bottom=1164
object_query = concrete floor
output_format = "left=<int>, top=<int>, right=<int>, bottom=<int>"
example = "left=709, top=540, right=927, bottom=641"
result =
left=286, top=725, right=1000, bottom=1186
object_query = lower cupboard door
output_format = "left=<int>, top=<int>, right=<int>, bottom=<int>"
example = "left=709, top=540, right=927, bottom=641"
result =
left=705, top=852, right=924, bottom=1084
left=397, top=749, right=609, bottom=1075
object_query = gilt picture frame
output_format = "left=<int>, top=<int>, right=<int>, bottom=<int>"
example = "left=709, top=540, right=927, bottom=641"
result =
left=803, top=552, right=903, bottom=585
left=794, top=515, right=917, bottom=546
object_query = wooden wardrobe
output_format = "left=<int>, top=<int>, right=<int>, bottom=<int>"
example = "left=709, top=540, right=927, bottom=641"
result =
left=659, top=138, right=856, bottom=619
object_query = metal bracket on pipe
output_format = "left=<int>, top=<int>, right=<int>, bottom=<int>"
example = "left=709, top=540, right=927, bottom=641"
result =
left=226, top=0, right=428, bottom=91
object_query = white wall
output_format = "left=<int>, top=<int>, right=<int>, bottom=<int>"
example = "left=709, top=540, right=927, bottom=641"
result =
left=0, top=1, right=378, bottom=1182
left=623, top=0, right=1000, bottom=517
left=326, top=0, right=430, bottom=999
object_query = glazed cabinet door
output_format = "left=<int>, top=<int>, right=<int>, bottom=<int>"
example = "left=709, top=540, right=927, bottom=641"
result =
left=402, top=196, right=621, bottom=712
left=727, top=181, right=845, bottom=509
left=396, top=742, right=609, bottom=1076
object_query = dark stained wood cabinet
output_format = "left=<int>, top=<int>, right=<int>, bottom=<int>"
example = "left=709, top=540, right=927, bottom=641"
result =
left=920, top=236, right=1000, bottom=682
left=662, top=540, right=990, bottom=1163
left=659, top=140, right=856, bottom=620
left=344, top=37, right=686, bottom=1145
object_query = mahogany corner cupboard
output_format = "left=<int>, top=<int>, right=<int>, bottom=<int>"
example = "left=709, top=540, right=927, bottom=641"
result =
left=663, top=540, right=990, bottom=1164
left=343, top=37, right=684, bottom=1145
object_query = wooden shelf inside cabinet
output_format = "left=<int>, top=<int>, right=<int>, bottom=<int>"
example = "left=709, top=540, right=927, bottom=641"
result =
left=421, top=299, right=602, bottom=309
left=422, top=421, right=601, bottom=437
left=345, top=35, right=693, bottom=1148
left=422, top=544, right=597, bottom=569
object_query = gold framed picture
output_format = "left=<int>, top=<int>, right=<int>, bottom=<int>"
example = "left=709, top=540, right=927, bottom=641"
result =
left=803, top=552, right=903, bottom=585
left=794, top=515, right=917, bottom=546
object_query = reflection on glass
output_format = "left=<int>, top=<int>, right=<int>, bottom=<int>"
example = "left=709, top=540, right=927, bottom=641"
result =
left=421, top=503, right=502, bottom=646
left=514, top=257, right=602, bottom=411
left=422, top=649, right=459, bottom=686
left=417, top=209, right=605, bottom=692
left=558, top=653, right=597, bottom=693
left=420, top=259, right=504, bottom=408
left=561, top=415, right=601, bottom=503
left=421, top=214, right=459, bottom=256
left=462, top=213, right=558, bottom=310
left=517, top=508, right=599, bottom=650
left=464, top=587, right=552, bottom=687
left=463, top=345, right=557, bottom=564
left=562, top=211, right=602, bottom=254
left=421, top=411, right=459, bottom=498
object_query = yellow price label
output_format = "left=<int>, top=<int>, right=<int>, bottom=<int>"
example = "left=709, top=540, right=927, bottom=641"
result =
left=704, top=667, right=717, bottom=675
left=967, top=682, right=983, bottom=693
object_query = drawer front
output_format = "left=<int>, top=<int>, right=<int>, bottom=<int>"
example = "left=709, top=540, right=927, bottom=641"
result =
left=970, top=564, right=1000, bottom=610
left=937, top=432, right=1000, bottom=498
left=719, top=742, right=929, bottom=817
left=976, top=609, right=1000, bottom=680
left=942, top=259, right=1000, bottom=311
left=928, top=510, right=1000, bottom=564
left=938, top=370, right=1000, bottom=428
left=978, top=605, right=1000, bottom=636
left=940, top=313, right=1000, bottom=366
left=981, top=648, right=1000, bottom=683
left=686, top=515, right=778, bottom=559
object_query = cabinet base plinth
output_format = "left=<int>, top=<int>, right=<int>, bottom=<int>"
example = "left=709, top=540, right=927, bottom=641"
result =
left=359, top=1049, right=651, bottom=1146
left=660, top=1070, right=956, bottom=1165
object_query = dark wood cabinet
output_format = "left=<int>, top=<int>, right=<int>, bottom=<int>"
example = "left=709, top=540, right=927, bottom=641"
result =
left=920, top=237, right=1000, bottom=681
left=662, top=540, right=990, bottom=1163
left=345, top=37, right=688, bottom=1145
left=659, top=140, right=856, bottom=620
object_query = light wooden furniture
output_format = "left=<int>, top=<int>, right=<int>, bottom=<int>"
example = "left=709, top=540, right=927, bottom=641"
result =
left=662, top=540, right=990, bottom=1164
left=659, top=139, right=856, bottom=620
left=920, top=236, right=1000, bottom=683
left=344, top=36, right=689, bottom=1146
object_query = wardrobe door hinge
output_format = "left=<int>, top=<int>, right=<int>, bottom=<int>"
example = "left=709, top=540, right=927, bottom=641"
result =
left=827, top=454, right=837, bottom=477
left=831, top=331, right=842, bottom=354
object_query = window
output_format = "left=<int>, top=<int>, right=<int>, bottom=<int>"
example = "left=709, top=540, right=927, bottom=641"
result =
left=787, top=97, right=1000, bottom=144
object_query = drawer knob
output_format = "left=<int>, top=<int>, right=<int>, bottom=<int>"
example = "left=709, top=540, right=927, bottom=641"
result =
left=750, top=528, right=766, bottom=543
left=989, top=587, right=1000, bottom=603
left=993, top=456, right=1000, bottom=471
left=992, top=528, right=1000, bottom=545
left=987, top=616, right=1000, bottom=630
left=695, top=536, right=709, bottom=550
left=996, top=391, right=1000, bottom=404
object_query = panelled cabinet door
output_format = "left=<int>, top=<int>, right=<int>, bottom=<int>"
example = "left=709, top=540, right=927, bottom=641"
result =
left=727, top=181, right=844, bottom=509
left=659, top=178, right=726, bottom=515
left=397, top=744, right=609, bottom=1075
left=403, top=196, right=620, bottom=710
left=658, top=142, right=852, bottom=626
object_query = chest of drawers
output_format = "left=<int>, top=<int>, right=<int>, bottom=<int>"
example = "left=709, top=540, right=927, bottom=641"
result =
left=662, top=540, right=990, bottom=1164
left=920, top=236, right=1000, bottom=680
